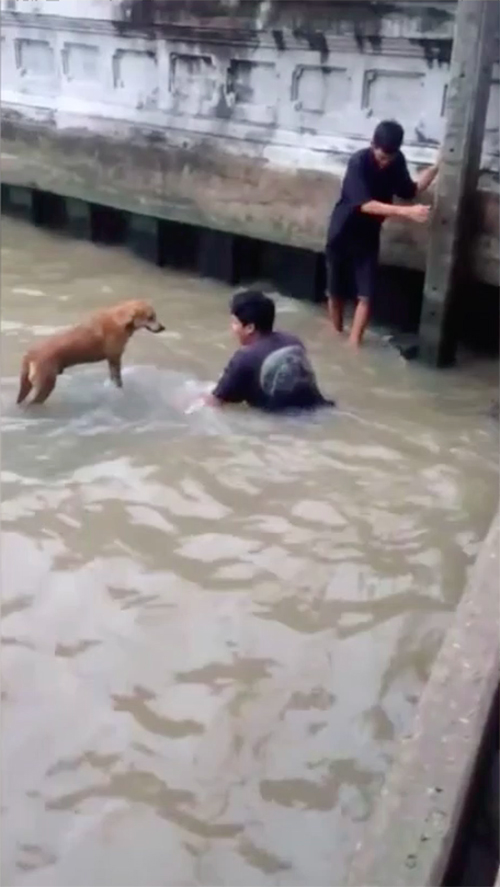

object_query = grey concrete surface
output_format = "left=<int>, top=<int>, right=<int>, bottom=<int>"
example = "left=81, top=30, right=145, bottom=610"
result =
left=347, top=509, right=499, bottom=887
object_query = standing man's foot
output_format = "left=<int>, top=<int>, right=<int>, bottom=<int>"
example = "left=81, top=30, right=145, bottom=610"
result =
left=326, top=296, right=344, bottom=335
left=326, top=320, right=344, bottom=335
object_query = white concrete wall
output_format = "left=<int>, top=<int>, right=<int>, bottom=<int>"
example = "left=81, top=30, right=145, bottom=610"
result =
left=1, top=0, right=498, bottom=280
left=5, top=0, right=498, bottom=174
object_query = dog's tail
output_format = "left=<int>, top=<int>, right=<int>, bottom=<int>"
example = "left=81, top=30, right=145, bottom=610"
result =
left=17, top=356, right=34, bottom=404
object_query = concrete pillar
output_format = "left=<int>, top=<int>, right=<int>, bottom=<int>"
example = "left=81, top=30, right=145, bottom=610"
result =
left=32, top=191, right=66, bottom=229
left=198, top=228, right=237, bottom=284
left=126, top=213, right=161, bottom=264
left=65, top=197, right=93, bottom=239
left=159, top=220, right=200, bottom=271
left=233, top=236, right=263, bottom=288
left=419, top=0, right=499, bottom=367
left=260, top=242, right=323, bottom=302
left=91, top=204, right=127, bottom=245
left=2, top=185, right=36, bottom=222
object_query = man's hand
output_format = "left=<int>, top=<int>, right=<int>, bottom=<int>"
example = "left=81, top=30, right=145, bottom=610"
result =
left=404, top=204, right=430, bottom=223
left=202, top=392, right=223, bottom=407
left=183, top=391, right=221, bottom=414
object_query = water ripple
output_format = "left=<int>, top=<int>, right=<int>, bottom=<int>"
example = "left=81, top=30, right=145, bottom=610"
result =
left=1, top=218, right=497, bottom=887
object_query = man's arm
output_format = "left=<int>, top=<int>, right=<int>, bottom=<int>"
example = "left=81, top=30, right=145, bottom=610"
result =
left=360, top=200, right=430, bottom=223
left=203, top=392, right=223, bottom=407
left=205, top=350, right=250, bottom=407
left=370, top=151, right=437, bottom=218
left=415, top=161, right=439, bottom=194
left=344, top=152, right=430, bottom=223
left=204, top=391, right=234, bottom=408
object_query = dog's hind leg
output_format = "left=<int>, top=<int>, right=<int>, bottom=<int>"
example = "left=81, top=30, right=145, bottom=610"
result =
left=17, top=359, right=34, bottom=404
left=30, top=372, right=57, bottom=405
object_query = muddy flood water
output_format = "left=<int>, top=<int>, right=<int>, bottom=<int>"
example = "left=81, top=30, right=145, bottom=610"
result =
left=1, top=216, right=498, bottom=887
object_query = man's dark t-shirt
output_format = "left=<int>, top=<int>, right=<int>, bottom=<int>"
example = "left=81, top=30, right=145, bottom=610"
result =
left=327, top=148, right=417, bottom=254
left=213, top=331, right=331, bottom=412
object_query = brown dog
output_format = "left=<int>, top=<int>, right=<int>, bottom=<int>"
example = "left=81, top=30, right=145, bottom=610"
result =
left=17, top=299, right=165, bottom=405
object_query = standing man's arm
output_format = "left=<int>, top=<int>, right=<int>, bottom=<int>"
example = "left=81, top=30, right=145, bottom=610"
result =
left=344, top=153, right=430, bottom=224
left=369, top=150, right=439, bottom=221
left=394, top=149, right=440, bottom=197
left=415, top=160, right=440, bottom=194
left=360, top=201, right=429, bottom=222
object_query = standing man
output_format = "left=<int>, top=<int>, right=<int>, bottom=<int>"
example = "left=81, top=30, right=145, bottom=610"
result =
left=325, top=120, right=440, bottom=347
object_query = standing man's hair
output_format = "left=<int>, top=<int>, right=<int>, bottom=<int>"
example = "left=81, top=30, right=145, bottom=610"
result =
left=230, top=290, right=275, bottom=333
left=372, top=120, right=404, bottom=154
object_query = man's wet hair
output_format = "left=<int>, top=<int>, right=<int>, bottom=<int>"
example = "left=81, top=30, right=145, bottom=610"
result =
left=372, top=120, right=404, bottom=155
left=231, top=289, right=275, bottom=333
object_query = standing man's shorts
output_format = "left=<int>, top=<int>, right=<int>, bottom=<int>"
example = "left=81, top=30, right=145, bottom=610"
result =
left=325, top=243, right=378, bottom=302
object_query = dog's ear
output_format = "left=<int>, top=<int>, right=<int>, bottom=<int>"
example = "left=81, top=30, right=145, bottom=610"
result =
left=115, top=303, right=138, bottom=333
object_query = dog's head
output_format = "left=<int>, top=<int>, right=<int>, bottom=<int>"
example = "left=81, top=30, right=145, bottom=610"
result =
left=116, top=300, right=165, bottom=334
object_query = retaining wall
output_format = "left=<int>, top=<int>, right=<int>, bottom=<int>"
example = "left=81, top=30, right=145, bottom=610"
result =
left=347, top=509, right=499, bottom=887
left=1, top=0, right=499, bottom=286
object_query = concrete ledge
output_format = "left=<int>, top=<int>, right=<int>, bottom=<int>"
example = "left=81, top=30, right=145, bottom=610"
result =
left=347, top=510, right=499, bottom=887
left=1, top=117, right=498, bottom=288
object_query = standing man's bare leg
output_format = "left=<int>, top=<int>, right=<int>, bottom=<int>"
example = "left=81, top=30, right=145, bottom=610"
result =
left=327, top=296, right=344, bottom=334
left=348, top=297, right=370, bottom=347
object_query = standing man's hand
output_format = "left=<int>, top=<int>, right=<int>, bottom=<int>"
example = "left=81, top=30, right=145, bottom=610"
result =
left=404, top=204, right=431, bottom=223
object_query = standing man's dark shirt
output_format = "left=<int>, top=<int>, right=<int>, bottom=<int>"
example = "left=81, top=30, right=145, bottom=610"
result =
left=324, top=119, right=437, bottom=346
left=327, top=148, right=417, bottom=252
left=213, top=330, right=330, bottom=412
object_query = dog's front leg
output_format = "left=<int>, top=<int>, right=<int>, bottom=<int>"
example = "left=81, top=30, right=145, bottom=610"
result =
left=108, top=359, right=123, bottom=389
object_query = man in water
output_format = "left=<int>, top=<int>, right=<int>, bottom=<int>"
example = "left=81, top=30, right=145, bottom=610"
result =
left=326, top=119, right=440, bottom=347
left=206, top=289, right=333, bottom=411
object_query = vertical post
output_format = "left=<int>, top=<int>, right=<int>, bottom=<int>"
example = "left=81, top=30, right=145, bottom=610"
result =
left=127, top=213, right=161, bottom=264
left=65, top=197, right=93, bottom=240
left=419, top=0, right=498, bottom=368
left=198, top=228, right=237, bottom=284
